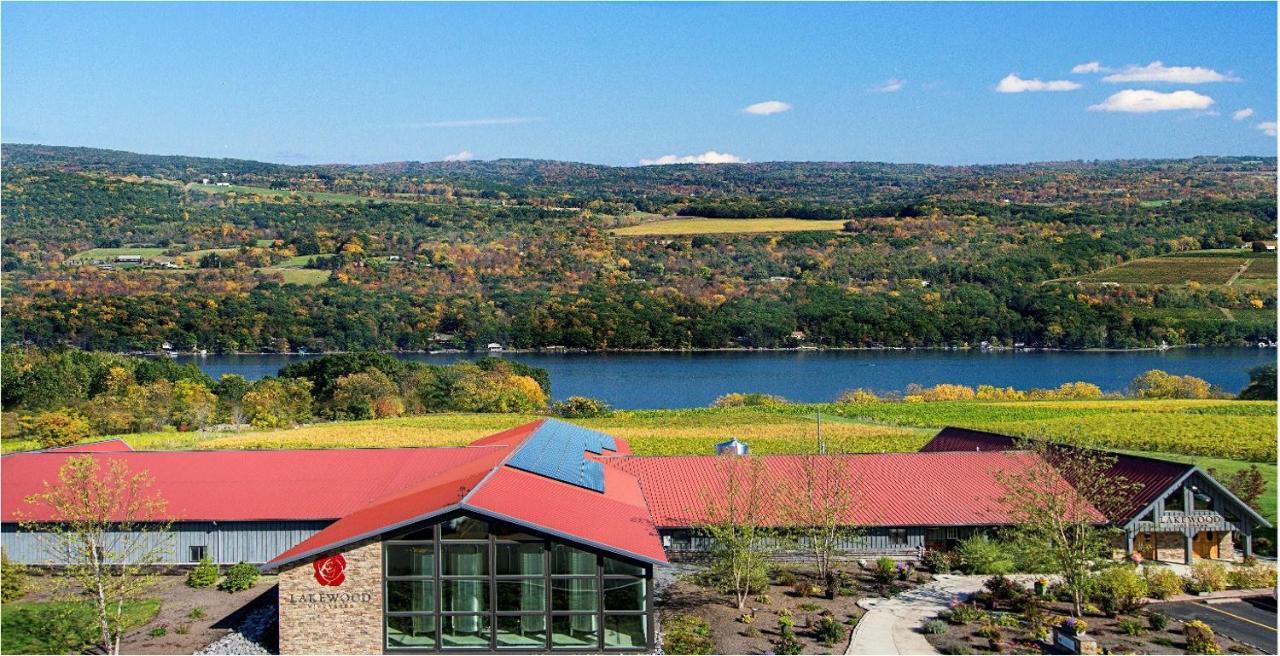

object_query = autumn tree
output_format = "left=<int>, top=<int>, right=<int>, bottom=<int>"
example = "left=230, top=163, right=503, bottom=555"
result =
left=1207, top=465, right=1267, bottom=513
left=782, top=455, right=859, bottom=597
left=18, top=456, right=173, bottom=655
left=696, top=456, right=784, bottom=610
left=996, top=439, right=1141, bottom=617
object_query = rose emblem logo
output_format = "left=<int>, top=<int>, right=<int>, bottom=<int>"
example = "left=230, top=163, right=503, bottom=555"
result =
left=313, top=554, right=347, bottom=586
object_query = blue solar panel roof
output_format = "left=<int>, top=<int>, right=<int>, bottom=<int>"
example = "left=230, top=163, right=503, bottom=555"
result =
left=505, top=419, right=617, bottom=492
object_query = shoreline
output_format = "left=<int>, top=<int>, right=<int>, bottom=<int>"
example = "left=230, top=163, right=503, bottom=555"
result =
left=150, top=343, right=1276, bottom=358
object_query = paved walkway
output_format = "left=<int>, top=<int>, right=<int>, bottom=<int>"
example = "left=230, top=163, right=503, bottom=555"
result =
left=845, top=575, right=1047, bottom=655
left=845, top=575, right=988, bottom=655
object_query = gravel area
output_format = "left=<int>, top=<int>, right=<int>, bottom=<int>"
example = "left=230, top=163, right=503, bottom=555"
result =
left=195, top=605, right=276, bottom=655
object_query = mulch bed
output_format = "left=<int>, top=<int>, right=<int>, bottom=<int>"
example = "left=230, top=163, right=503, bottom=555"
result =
left=659, top=562, right=932, bottom=655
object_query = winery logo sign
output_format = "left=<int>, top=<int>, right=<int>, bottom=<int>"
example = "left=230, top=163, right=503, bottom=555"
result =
left=314, top=554, right=347, bottom=586
left=285, top=554, right=374, bottom=609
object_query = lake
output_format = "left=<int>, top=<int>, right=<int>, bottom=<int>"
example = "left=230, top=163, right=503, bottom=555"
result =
left=175, top=348, right=1276, bottom=409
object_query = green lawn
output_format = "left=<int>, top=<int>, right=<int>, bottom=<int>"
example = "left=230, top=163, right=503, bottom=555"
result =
left=254, top=267, right=330, bottom=285
left=612, top=217, right=849, bottom=236
left=1, top=599, right=160, bottom=654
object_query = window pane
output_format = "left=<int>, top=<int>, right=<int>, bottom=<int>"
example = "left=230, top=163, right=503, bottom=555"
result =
left=441, top=515, right=489, bottom=540
left=603, top=557, right=644, bottom=576
left=387, top=615, right=437, bottom=649
left=1194, top=493, right=1214, bottom=511
left=552, top=577, right=598, bottom=611
left=604, top=615, right=647, bottom=649
left=387, top=544, right=435, bottom=577
left=494, top=522, right=543, bottom=541
left=497, top=543, right=545, bottom=576
left=551, top=543, right=596, bottom=575
left=396, top=525, right=436, bottom=541
left=604, top=578, right=645, bottom=611
left=551, top=614, right=599, bottom=649
left=387, top=580, right=435, bottom=613
left=1164, top=491, right=1186, bottom=512
left=441, top=614, right=491, bottom=649
left=496, top=615, right=548, bottom=649
left=497, top=579, right=546, bottom=612
left=442, top=579, right=489, bottom=612
left=442, top=544, right=489, bottom=576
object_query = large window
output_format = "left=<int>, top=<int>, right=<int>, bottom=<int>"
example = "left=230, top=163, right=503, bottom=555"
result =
left=383, top=513, right=650, bottom=652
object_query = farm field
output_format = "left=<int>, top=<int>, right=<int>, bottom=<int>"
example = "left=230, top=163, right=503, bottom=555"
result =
left=187, top=183, right=419, bottom=205
left=67, top=246, right=168, bottom=262
left=1067, top=249, right=1277, bottom=293
left=611, top=217, right=849, bottom=236
left=253, top=266, right=330, bottom=285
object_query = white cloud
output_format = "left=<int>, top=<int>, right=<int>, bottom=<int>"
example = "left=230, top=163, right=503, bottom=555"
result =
left=1101, top=61, right=1239, bottom=84
left=1088, top=89, right=1215, bottom=113
left=1258, top=122, right=1278, bottom=137
left=871, top=78, right=905, bottom=93
left=742, top=100, right=792, bottom=115
left=1233, top=107, right=1255, bottom=121
left=1072, top=61, right=1104, bottom=74
left=411, top=117, right=542, bottom=128
left=639, top=151, right=746, bottom=165
left=996, top=73, right=1082, bottom=93
left=441, top=150, right=475, bottom=162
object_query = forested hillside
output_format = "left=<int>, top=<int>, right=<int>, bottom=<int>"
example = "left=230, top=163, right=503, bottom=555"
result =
left=2, top=144, right=1275, bottom=352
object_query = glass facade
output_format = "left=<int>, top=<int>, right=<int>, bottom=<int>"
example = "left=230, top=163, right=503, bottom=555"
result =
left=384, top=513, right=650, bottom=652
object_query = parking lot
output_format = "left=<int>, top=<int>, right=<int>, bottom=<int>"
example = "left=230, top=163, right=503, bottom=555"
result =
left=1159, top=596, right=1277, bottom=654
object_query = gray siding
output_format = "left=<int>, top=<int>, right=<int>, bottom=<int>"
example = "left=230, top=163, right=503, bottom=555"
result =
left=1, top=520, right=331, bottom=565
left=659, top=526, right=988, bottom=558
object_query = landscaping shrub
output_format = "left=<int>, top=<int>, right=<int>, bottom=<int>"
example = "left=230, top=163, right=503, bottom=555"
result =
left=22, top=410, right=94, bottom=448
left=924, top=619, right=949, bottom=635
left=815, top=613, right=847, bottom=646
left=1, top=553, right=28, bottom=602
left=188, top=607, right=206, bottom=620
left=1183, top=619, right=1221, bottom=654
left=773, top=569, right=798, bottom=586
left=1094, top=566, right=1148, bottom=615
left=217, top=562, right=259, bottom=592
left=1144, top=567, right=1185, bottom=600
left=983, top=575, right=1024, bottom=608
left=1148, top=611, right=1169, bottom=631
left=774, top=615, right=803, bottom=655
left=956, top=535, right=1013, bottom=575
left=871, top=557, right=897, bottom=593
left=1189, top=561, right=1229, bottom=594
left=944, top=601, right=986, bottom=625
left=921, top=549, right=952, bottom=574
left=1118, top=618, right=1145, bottom=636
left=551, top=396, right=613, bottom=418
left=1227, top=563, right=1277, bottom=590
left=149, top=626, right=167, bottom=637
left=662, top=615, right=715, bottom=655
left=711, top=393, right=788, bottom=408
left=186, top=557, right=219, bottom=588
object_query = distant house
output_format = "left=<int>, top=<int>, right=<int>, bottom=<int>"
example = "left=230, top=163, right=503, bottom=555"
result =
left=215, top=182, right=232, bottom=187
left=387, top=255, right=402, bottom=261
left=486, top=342, right=504, bottom=352
left=115, top=255, right=142, bottom=263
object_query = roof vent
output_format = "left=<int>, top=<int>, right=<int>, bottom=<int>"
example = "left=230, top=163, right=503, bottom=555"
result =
left=715, top=437, right=749, bottom=456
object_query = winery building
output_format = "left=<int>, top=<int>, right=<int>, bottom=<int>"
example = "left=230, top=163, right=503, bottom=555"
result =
left=1, top=420, right=1268, bottom=654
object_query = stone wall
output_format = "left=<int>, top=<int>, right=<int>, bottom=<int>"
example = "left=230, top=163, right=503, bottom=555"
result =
left=1155, top=532, right=1186, bottom=563
left=278, top=538, right=383, bottom=655
left=1217, top=531, right=1235, bottom=561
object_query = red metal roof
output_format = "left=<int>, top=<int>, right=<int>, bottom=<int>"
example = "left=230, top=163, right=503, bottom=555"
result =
left=263, top=420, right=666, bottom=568
left=921, top=427, right=1194, bottom=522
left=467, top=467, right=666, bottom=564
left=608, top=450, right=1103, bottom=528
left=2, top=446, right=507, bottom=522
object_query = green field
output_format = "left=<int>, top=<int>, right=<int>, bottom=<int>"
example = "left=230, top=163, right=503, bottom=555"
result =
left=255, top=266, right=330, bottom=285
left=612, top=217, right=849, bottom=236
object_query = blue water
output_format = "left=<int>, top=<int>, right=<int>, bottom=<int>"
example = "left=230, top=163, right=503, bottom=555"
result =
left=174, top=348, right=1276, bottom=409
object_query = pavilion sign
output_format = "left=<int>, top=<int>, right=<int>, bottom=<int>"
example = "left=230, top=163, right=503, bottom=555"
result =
left=1157, top=513, right=1223, bottom=526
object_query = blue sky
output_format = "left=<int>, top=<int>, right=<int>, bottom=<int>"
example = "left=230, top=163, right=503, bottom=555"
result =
left=3, top=2, right=1275, bottom=166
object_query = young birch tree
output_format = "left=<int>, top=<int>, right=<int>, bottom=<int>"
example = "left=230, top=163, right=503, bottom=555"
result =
left=783, top=455, right=859, bottom=597
left=18, top=456, right=174, bottom=655
left=995, top=439, right=1141, bottom=617
left=696, top=455, right=782, bottom=610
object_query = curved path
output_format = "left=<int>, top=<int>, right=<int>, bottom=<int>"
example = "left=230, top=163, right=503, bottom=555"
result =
left=846, top=575, right=1044, bottom=655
